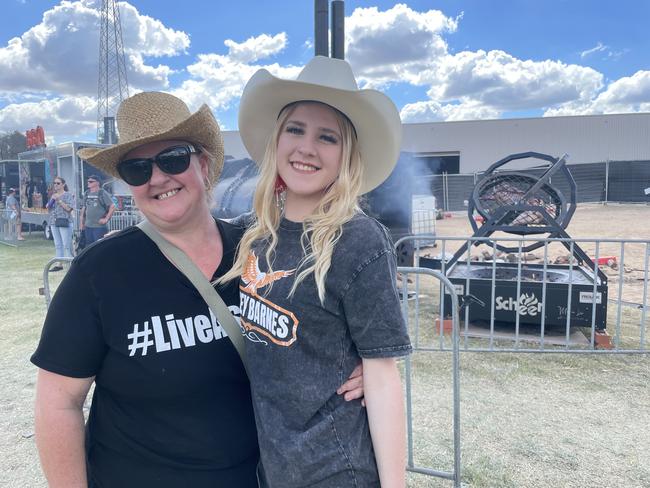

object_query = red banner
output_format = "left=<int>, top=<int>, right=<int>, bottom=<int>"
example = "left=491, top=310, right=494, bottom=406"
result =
left=25, top=125, right=46, bottom=149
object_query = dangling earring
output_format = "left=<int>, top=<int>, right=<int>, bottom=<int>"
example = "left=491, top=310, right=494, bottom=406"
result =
left=275, top=175, right=287, bottom=213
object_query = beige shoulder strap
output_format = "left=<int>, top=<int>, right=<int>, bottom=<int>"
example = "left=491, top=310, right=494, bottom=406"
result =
left=137, top=220, right=248, bottom=375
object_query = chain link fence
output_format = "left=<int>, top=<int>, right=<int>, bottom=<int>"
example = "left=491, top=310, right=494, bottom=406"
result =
left=426, top=160, right=650, bottom=212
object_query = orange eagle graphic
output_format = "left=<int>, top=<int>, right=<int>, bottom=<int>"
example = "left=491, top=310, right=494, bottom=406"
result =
left=241, top=251, right=295, bottom=294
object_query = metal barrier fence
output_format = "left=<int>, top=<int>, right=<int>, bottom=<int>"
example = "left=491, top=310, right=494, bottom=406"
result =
left=399, top=235, right=649, bottom=354
left=42, top=257, right=74, bottom=308
left=398, top=266, right=461, bottom=488
left=426, top=160, right=650, bottom=212
left=0, top=208, right=20, bottom=245
left=396, top=234, right=648, bottom=485
left=107, top=210, right=142, bottom=232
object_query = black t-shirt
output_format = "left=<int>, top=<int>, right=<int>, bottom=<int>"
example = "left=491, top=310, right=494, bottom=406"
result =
left=31, top=219, right=259, bottom=487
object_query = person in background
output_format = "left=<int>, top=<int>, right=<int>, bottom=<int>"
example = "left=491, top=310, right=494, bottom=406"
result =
left=80, top=174, right=115, bottom=245
left=4, top=187, right=20, bottom=240
left=30, top=176, right=46, bottom=208
left=4, top=187, right=25, bottom=240
left=46, top=176, right=75, bottom=270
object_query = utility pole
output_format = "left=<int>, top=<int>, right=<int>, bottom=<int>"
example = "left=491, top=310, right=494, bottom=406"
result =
left=96, top=0, right=129, bottom=145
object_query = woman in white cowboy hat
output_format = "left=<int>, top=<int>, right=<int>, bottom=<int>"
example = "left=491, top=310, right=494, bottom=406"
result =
left=30, top=91, right=363, bottom=488
left=221, top=56, right=411, bottom=487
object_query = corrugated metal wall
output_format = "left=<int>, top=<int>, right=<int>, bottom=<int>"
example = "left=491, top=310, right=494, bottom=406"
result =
left=401, top=113, right=650, bottom=172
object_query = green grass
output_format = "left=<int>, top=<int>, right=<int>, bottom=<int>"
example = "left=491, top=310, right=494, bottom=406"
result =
left=0, top=235, right=56, bottom=488
left=1, top=237, right=649, bottom=487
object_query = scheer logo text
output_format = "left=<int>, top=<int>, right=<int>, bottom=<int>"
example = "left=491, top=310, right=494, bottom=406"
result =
left=495, top=293, right=543, bottom=316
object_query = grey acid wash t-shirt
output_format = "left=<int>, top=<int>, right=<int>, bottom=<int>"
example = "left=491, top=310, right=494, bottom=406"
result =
left=238, top=213, right=411, bottom=488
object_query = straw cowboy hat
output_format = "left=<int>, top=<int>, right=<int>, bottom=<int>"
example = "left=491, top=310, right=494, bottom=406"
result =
left=77, top=92, right=224, bottom=183
left=238, top=55, right=402, bottom=194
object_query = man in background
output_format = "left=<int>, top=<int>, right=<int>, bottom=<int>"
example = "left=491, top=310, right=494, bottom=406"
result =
left=80, top=175, right=115, bottom=245
left=4, top=187, right=24, bottom=240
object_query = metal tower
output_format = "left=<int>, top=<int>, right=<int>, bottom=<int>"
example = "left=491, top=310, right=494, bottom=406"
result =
left=96, top=0, right=129, bottom=144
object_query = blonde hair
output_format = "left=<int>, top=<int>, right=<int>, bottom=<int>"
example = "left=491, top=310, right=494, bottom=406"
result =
left=220, top=102, right=363, bottom=303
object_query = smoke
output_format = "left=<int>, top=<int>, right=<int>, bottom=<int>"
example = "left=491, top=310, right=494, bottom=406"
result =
left=362, top=151, right=438, bottom=232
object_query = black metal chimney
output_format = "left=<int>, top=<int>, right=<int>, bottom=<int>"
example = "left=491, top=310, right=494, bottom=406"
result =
left=103, top=116, right=116, bottom=144
left=314, top=0, right=329, bottom=56
left=331, top=1, right=345, bottom=59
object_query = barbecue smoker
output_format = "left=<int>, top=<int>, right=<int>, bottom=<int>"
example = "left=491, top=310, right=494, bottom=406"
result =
left=437, top=152, right=608, bottom=331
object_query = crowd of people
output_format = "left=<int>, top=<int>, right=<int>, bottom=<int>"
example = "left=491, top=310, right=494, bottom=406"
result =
left=31, top=55, right=411, bottom=488
left=2, top=173, right=116, bottom=264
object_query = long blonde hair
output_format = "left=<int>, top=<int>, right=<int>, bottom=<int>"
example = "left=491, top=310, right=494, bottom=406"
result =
left=220, top=102, right=363, bottom=303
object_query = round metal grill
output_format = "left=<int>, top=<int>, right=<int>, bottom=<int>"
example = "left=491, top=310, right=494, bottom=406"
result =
left=466, top=152, right=577, bottom=252
left=474, top=172, right=564, bottom=230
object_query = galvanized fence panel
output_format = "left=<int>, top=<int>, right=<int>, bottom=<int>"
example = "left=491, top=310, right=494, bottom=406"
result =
left=0, top=208, right=20, bottom=245
left=42, top=257, right=74, bottom=308
left=398, top=265, right=461, bottom=488
left=107, top=210, right=142, bottom=232
left=403, top=235, right=649, bottom=354
left=395, top=234, right=648, bottom=485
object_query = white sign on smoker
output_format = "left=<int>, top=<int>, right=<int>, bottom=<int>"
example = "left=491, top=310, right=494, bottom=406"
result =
left=579, top=291, right=602, bottom=304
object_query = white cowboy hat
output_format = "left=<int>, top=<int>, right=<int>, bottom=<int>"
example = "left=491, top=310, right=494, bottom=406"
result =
left=238, top=56, right=402, bottom=194
left=77, top=92, right=224, bottom=183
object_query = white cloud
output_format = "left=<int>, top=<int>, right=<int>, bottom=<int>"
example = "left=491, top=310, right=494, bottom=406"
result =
left=545, top=70, right=650, bottom=116
left=127, top=52, right=175, bottom=90
left=0, top=1, right=98, bottom=95
left=119, top=2, right=189, bottom=58
left=0, top=95, right=96, bottom=137
left=342, top=4, right=608, bottom=121
left=346, top=3, right=459, bottom=88
left=0, top=0, right=190, bottom=140
left=172, top=34, right=301, bottom=128
left=224, top=32, right=286, bottom=64
left=426, top=50, right=604, bottom=111
left=0, top=0, right=189, bottom=97
left=401, top=99, right=500, bottom=123
left=580, top=42, right=608, bottom=59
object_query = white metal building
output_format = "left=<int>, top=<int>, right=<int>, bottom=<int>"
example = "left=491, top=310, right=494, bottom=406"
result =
left=400, top=112, right=650, bottom=172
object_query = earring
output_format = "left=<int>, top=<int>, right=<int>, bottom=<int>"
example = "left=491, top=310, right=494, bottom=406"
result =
left=275, top=175, right=287, bottom=212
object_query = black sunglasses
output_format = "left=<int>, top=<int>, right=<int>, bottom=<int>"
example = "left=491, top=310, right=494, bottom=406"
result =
left=117, top=144, right=200, bottom=186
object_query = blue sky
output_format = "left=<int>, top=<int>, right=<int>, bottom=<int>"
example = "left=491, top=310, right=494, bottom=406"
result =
left=0, top=0, right=648, bottom=145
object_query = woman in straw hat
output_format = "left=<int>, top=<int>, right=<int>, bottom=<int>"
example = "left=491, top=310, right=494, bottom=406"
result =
left=220, top=56, right=411, bottom=487
left=30, top=91, right=362, bottom=487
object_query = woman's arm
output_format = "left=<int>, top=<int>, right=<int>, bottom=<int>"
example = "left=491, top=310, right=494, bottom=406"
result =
left=363, top=357, right=406, bottom=488
left=35, top=368, right=94, bottom=488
